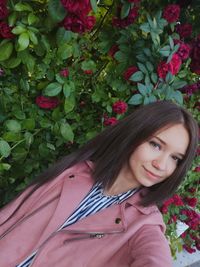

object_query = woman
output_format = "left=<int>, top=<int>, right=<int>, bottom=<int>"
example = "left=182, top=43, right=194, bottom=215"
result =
left=0, top=100, right=198, bottom=267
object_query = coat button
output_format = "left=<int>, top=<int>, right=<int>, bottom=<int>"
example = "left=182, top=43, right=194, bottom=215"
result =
left=68, top=174, right=75, bottom=179
left=115, top=218, right=121, bottom=224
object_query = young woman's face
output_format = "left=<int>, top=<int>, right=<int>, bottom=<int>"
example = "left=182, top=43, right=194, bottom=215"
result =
left=126, top=124, right=189, bottom=188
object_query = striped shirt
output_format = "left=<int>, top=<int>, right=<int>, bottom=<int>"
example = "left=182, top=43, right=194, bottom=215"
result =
left=16, top=183, right=138, bottom=267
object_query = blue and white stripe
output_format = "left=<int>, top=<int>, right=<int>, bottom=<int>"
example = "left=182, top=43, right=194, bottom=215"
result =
left=16, top=183, right=138, bottom=267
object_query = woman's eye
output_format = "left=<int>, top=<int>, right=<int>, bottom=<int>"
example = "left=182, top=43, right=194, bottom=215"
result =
left=149, top=141, right=161, bottom=150
left=172, top=155, right=181, bottom=162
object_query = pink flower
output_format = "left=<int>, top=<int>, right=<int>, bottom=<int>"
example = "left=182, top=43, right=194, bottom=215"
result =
left=128, top=0, right=140, bottom=4
left=108, top=44, right=119, bottom=58
left=112, top=100, right=128, bottom=114
left=0, top=68, right=4, bottom=76
left=168, top=53, right=182, bottom=75
left=0, top=21, right=14, bottom=39
left=123, top=66, right=138, bottom=81
left=60, top=68, right=69, bottom=77
left=176, top=23, right=193, bottom=39
left=163, top=4, right=180, bottom=23
left=61, top=0, right=92, bottom=17
left=103, top=116, right=118, bottom=126
left=35, top=96, right=60, bottom=110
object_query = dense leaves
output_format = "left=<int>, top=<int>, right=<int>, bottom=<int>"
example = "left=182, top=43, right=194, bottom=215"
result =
left=0, top=0, right=199, bottom=257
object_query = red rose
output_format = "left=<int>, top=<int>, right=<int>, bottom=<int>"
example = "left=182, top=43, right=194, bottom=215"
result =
left=0, top=21, right=14, bottom=39
left=184, top=197, right=198, bottom=208
left=112, top=100, right=128, bottom=114
left=35, top=96, right=60, bottom=109
left=103, top=116, right=118, bottom=126
left=176, top=23, right=192, bottom=39
left=123, top=66, right=138, bottom=81
left=128, top=0, right=140, bottom=4
left=163, top=4, right=180, bottom=23
left=194, top=166, right=200, bottom=172
left=0, top=2, right=8, bottom=20
left=161, top=205, right=168, bottom=214
left=190, top=35, right=200, bottom=74
left=61, top=0, right=92, bottom=17
left=60, top=68, right=69, bottom=77
left=183, top=245, right=196, bottom=254
left=163, top=197, right=174, bottom=207
left=84, top=16, right=96, bottom=31
left=173, top=194, right=184, bottom=206
left=62, top=14, right=95, bottom=34
left=157, top=61, right=169, bottom=79
left=108, top=44, right=119, bottom=58
left=112, top=6, right=139, bottom=28
left=168, top=53, right=182, bottom=75
left=174, top=39, right=191, bottom=60
left=84, top=70, right=93, bottom=75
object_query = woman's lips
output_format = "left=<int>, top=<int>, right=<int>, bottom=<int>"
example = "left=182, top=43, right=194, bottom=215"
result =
left=143, top=166, right=162, bottom=180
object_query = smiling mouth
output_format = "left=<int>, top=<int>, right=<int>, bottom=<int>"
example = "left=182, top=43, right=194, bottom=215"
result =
left=143, top=167, right=161, bottom=179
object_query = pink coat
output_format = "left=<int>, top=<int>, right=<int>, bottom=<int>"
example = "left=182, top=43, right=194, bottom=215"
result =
left=0, top=161, right=173, bottom=267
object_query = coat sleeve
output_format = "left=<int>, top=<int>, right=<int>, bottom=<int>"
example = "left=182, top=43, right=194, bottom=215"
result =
left=129, top=224, right=173, bottom=267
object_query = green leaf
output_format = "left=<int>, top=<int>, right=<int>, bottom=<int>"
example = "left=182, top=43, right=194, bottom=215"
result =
left=128, top=94, right=143, bottom=105
left=140, top=23, right=151, bottom=33
left=57, top=44, right=73, bottom=60
left=137, top=83, right=147, bottom=96
left=114, top=51, right=127, bottom=62
left=12, top=25, right=26, bottom=35
left=129, top=71, right=144, bottom=82
left=56, top=28, right=74, bottom=44
left=12, top=147, right=27, bottom=161
left=4, top=57, right=21, bottom=68
left=64, top=96, right=75, bottom=113
left=60, top=122, right=74, bottom=142
left=151, top=73, right=158, bottom=84
left=0, top=42, right=13, bottom=61
left=18, top=32, right=30, bottom=51
left=120, top=3, right=131, bottom=19
left=137, top=63, right=148, bottom=74
left=22, top=119, right=35, bottom=130
left=28, top=31, right=38, bottom=45
left=146, top=61, right=154, bottom=72
left=90, top=0, right=98, bottom=13
left=143, top=48, right=151, bottom=57
left=0, top=140, right=11, bottom=158
left=3, top=132, right=22, bottom=142
left=63, top=83, right=71, bottom=97
left=28, top=13, right=39, bottom=25
left=5, top=120, right=21, bottom=133
left=172, top=80, right=187, bottom=90
left=172, top=90, right=183, bottom=104
left=8, top=12, right=17, bottom=26
left=148, top=95, right=157, bottom=103
left=20, top=78, right=30, bottom=91
left=14, top=3, right=33, bottom=12
left=81, top=60, right=96, bottom=71
left=169, top=36, right=174, bottom=50
left=48, top=0, right=66, bottom=23
left=143, top=96, right=150, bottom=105
left=44, top=82, right=62, bottom=96
left=24, top=132, right=34, bottom=147
left=0, top=163, right=11, bottom=171
left=159, top=45, right=170, bottom=57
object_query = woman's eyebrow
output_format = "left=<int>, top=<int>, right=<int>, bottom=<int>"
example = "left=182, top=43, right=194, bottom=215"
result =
left=153, top=136, right=185, bottom=157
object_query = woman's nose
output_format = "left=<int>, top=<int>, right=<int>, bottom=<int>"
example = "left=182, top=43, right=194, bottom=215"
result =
left=152, top=156, right=168, bottom=171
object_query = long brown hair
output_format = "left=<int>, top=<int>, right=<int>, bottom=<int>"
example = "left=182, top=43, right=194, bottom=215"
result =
left=1, top=100, right=199, bottom=224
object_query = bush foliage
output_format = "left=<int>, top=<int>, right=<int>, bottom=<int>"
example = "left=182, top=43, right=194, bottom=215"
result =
left=0, top=0, right=199, bottom=256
